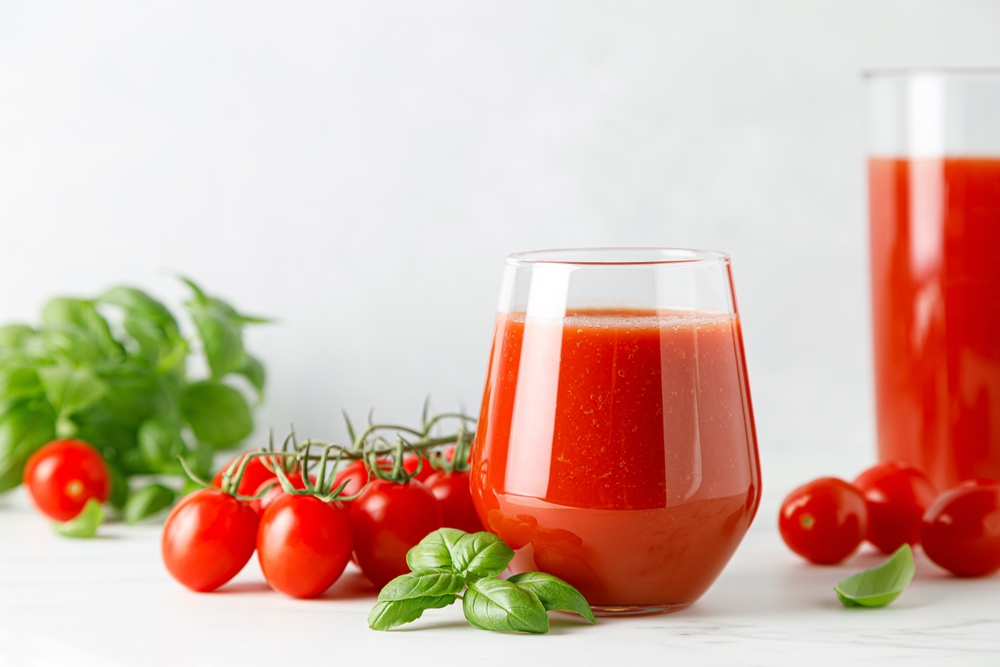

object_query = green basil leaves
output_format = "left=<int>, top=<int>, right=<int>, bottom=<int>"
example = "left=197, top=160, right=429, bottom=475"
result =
left=0, top=279, right=267, bottom=511
left=835, top=544, right=915, bottom=608
left=370, top=529, right=595, bottom=634
left=53, top=498, right=104, bottom=538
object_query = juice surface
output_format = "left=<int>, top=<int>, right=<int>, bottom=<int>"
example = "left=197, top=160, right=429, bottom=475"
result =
left=470, top=309, right=760, bottom=608
left=869, top=158, right=1000, bottom=489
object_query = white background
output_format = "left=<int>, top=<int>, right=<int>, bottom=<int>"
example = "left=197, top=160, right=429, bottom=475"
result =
left=2, top=1, right=1000, bottom=506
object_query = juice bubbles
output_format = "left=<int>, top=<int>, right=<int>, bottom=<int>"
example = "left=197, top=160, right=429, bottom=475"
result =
left=869, top=157, right=1000, bottom=489
left=470, top=309, right=760, bottom=611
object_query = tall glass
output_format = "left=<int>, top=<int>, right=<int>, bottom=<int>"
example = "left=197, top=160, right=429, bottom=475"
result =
left=470, top=248, right=761, bottom=615
left=867, top=70, right=1000, bottom=490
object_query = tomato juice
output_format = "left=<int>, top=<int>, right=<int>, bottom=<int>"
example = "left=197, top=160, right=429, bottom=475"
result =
left=471, top=309, right=760, bottom=610
left=870, top=157, right=1000, bottom=489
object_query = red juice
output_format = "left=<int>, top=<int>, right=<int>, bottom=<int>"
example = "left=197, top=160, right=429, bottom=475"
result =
left=870, top=157, right=1000, bottom=489
left=470, top=309, right=760, bottom=609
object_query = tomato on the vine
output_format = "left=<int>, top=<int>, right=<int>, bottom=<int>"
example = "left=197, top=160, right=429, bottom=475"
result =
left=250, top=472, right=312, bottom=516
left=853, top=461, right=937, bottom=553
left=161, top=488, right=259, bottom=592
left=402, top=453, right=433, bottom=483
left=257, top=493, right=354, bottom=598
left=211, top=455, right=276, bottom=497
left=779, top=477, right=868, bottom=564
left=425, top=470, right=484, bottom=534
left=350, top=479, right=443, bottom=588
left=23, top=439, right=110, bottom=522
left=921, top=479, right=1000, bottom=577
left=331, top=460, right=369, bottom=500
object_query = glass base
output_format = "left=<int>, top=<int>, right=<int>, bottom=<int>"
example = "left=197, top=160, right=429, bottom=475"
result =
left=591, top=601, right=692, bottom=616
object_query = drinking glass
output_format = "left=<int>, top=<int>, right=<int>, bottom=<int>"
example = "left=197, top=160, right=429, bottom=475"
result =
left=469, top=248, right=761, bottom=615
left=867, top=69, right=1000, bottom=489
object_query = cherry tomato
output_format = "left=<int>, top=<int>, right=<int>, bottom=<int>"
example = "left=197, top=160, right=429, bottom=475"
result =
left=921, top=480, right=1000, bottom=577
left=350, top=479, right=443, bottom=588
left=249, top=472, right=312, bottom=516
left=853, top=461, right=937, bottom=553
left=403, top=453, right=433, bottom=483
left=779, top=477, right=868, bottom=564
left=331, top=460, right=370, bottom=500
left=23, top=439, right=110, bottom=522
left=257, top=494, right=353, bottom=598
left=161, top=488, right=259, bottom=592
left=425, top=470, right=484, bottom=533
left=211, top=455, right=276, bottom=496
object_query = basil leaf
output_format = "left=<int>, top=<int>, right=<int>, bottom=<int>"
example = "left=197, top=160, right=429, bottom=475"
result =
left=453, top=531, right=515, bottom=580
left=507, top=572, right=595, bottom=622
left=463, top=578, right=549, bottom=634
left=0, top=366, right=44, bottom=402
left=406, top=528, right=467, bottom=571
left=180, top=381, right=253, bottom=448
left=368, top=595, right=457, bottom=631
left=99, top=287, right=185, bottom=371
left=53, top=498, right=103, bottom=538
left=835, top=543, right=915, bottom=608
left=0, top=401, right=57, bottom=493
left=123, top=483, right=175, bottom=523
left=0, top=324, right=35, bottom=349
left=137, top=417, right=186, bottom=473
left=38, top=366, right=106, bottom=418
left=41, top=298, right=124, bottom=360
left=236, top=354, right=266, bottom=400
left=378, top=569, right=466, bottom=601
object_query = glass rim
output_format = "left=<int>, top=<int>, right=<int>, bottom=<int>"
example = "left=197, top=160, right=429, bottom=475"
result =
left=506, top=247, right=730, bottom=267
left=863, top=67, right=1000, bottom=79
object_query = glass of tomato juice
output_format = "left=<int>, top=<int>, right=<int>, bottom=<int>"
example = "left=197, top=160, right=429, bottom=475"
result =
left=867, top=70, right=1000, bottom=489
left=470, top=248, right=761, bottom=615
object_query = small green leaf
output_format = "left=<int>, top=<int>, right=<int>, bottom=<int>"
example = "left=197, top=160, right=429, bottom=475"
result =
left=406, top=528, right=467, bottom=571
left=236, top=354, right=266, bottom=399
left=507, top=572, right=595, bottom=622
left=0, top=400, right=57, bottom=493
left=41, top=298, right=124, bottom=360
left=453, top=531, right=515, bottom=580
left=378, top=569, right=466, bottom=601
left=368, top=595, right=457, bottom=631
left=38, top=366, right=106, bottom=418
left=53, top=498, right=103, bottom=538
left=123, top=483, right=175, bottom=523
left=463, top=578, right=549, bottom=634
left=182, top=278, right=269, bottom=380
left=0, top=366, right=44, bottom=402
left=180, top=381, right=253, bottom=448
left=137, top=417, right=186, bottom=472
left=0, top=325, right=35, bottom=349
left=835, top=543, right=915, bottom=608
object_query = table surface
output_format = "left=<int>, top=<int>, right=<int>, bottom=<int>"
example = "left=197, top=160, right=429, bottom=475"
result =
left=2, top=487, right=999, bottom=667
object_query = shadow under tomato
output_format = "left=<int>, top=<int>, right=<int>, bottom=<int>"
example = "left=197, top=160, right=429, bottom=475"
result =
left=317, top=568, right=378, bottom=601
left=214, top=581, right=273, bottom=594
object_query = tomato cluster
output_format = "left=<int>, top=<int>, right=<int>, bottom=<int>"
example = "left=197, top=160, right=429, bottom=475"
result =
left=162, top=435, right=484, bottom=597
left=779, top=461, right=1000, bottom=577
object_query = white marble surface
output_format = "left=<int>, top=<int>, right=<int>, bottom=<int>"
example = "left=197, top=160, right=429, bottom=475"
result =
left=1, top=487, right=999, bottom=667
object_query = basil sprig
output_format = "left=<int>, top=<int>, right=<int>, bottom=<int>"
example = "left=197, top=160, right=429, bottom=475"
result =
left=0, top=279, right=268, bottom=522
left=835, top=543, right=915, bottom=608
left=369, top=528, right=596, bottom=633
left=53, top=498, right=103, bottom=538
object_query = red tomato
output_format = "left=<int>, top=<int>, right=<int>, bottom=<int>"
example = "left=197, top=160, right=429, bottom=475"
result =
left=853, top=461, right=937, bottom=553
left=403, top=453, right=433, bottom=483
left=425, top=470, right=484, bottom=533
left=250, top=472, right=312, bottom=516
left=331, top=460, right=369, bottom=500
left=779, top=477, right=868, bottom=564
left=211, top=455, right=276, bottom=497
left=921, top=480, right=1000, bottom=577
left=161, top=488, right=259, bottom=592
left=23, top=439, right=110, bottom=522
left=257, top=494, right=354, bottom=598
left=350, top=479, right=443, bottom=588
